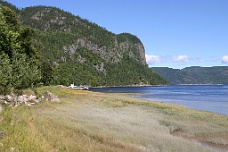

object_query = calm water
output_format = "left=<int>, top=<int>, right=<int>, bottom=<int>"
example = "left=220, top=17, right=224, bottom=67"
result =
left=89, top=85, right=228, bottom=115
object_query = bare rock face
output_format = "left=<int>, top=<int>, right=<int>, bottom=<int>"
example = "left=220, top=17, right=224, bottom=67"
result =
left=63, top=37, right=147, bottom=65
left=136, top=43, right=146, bottom=64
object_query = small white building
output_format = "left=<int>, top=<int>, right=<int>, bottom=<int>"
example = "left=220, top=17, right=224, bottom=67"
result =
left=69, top=83, right=75, bottom=88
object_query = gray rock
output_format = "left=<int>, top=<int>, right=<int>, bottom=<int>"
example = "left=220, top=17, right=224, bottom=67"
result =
left=23, top=95, right=29, bottom=102
left=28, top=95, right=36, bottom=101
left=17, top=96, right=24, bottom=102
left=34, top=99, right=40, bottom=103
left=44, top=91, right=60, bottom=102
left=0, top=91, right=60, bottom=109
left=6, top=95, right=14, bottom=102
left=3, top=100, right=10, bottom=105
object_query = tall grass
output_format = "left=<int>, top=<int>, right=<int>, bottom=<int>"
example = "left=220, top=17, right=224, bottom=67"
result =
left=0, top=86, right=227, bottom=151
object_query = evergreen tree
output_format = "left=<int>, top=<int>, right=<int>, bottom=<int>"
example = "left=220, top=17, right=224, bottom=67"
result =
left=0, top=53, right=11, bottom=85
left=0, top=6, right=41, bottom=91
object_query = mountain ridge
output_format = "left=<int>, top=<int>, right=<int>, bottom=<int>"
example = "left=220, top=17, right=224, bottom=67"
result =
left=151, top=66, right=228, bottom=84
left=18, top=5, right=146, bottom=64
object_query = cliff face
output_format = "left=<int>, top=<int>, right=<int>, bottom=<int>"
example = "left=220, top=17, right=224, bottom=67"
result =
left=19, top=6, right=146, bottom=65
left=136, top=42, right=146, bottom=64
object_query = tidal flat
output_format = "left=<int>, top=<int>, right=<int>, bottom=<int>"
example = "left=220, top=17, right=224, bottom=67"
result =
left=0, top=86, right=227, bottom=152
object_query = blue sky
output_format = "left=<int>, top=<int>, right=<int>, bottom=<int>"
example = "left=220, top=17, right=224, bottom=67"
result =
left=5, top=0, right=228, bottom=69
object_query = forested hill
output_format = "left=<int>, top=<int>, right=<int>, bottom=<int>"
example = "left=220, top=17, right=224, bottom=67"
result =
left=0, top=1, right=168, bottom=87
left=151, top=66, right=228, bottom=84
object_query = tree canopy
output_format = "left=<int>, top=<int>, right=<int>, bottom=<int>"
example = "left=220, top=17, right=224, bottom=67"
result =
left=0, top=6, right=41, bottom=93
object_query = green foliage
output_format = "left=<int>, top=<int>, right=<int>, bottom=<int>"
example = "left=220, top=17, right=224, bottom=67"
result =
left=40, top=59, right=53, bottom=86
left=0, top=5, right=20, bottom=30
left=51, top=48, right=105, bottom=86
left=0, top=6, right=37, bottom=59
left=11, top=52, right=41, bottom=89
left=0, top=0, right=19, bottom=12
left=0, top=53, right=11, bottom=95
left=0, top=6, right=41, bottom=90
left=182, top=66, right=228, bottom=84
left=18, top=26, right=37, bottom=57
left=0, top=53, right=11, bottom=90
left=105, top=54, right=168, bottom=86
left=0, top=7, right=20, bottom=58
left=117, top=33, right=141, bottom=44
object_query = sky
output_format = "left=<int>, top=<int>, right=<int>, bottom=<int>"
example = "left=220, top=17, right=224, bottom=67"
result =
left=4, top=0, right=228, bottom=69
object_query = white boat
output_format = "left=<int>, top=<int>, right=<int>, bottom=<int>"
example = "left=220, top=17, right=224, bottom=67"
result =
left=68, top=83, right=89, bottom=90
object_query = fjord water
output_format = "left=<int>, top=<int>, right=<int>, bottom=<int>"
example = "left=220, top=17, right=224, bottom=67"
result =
left=89, top=85, right=228, bottom=115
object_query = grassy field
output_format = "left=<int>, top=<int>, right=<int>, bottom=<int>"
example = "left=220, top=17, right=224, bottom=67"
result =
left=0, top=86, right=227, bottom=152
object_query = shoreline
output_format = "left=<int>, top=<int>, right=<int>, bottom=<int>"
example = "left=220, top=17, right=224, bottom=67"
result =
left=90, top=85, right=228, bottom=116
left=0, top=86, right=227, bottom=152
left=90, top=83, right=227, bottom=88
left=89, top=84, right=167, bottom=89
left=132, top=93, right=228, bottom=116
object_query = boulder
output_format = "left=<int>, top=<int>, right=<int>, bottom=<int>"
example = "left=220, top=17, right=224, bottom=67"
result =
left=44, top=91, right=60, bottom=102
left=0, top=91, right=60, bottom=108
left=23, top=95, right=29, bottom=102
left=17, top=96, right=24, bottom=102
left=3, top=100, right=10, bottom=105
left=34, top=99, right=40, bottom=103
left=6, top=95, right=14, bottom=102
left=28, top=95, right=36, bottom=101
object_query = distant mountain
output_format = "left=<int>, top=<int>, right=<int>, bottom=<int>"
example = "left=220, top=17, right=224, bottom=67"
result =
left=0, top=1, right=167, bottom=86
left=151, top=66, right=228, bottom=84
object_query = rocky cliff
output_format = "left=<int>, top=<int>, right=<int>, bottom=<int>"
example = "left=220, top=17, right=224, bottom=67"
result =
left=19, top=6, right=146, bottom=64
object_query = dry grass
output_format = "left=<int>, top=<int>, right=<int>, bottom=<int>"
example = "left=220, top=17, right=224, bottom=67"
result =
left=0, top=86, right=227, bottom=151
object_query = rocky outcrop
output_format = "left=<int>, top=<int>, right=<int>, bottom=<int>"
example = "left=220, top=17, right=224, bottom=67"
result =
left=0, top=91, right=60, bottom=108
left=63, top=37, right=146, bottom=64
left=19, top=6, right=147, bottom=65
left=135, top=43, right=146, bottom=64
